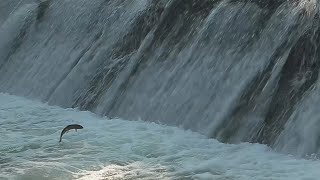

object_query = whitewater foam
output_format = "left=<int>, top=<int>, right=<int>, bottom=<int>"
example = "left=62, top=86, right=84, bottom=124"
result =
left=0, top=93, right=320, bottom=180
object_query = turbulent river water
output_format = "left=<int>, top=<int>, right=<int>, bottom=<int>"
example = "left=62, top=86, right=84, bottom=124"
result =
left=2, top=0, right=320, bottom=179
left=1, top=93, right=320, bottom=180
left=1, top=0, right=320, bottom=157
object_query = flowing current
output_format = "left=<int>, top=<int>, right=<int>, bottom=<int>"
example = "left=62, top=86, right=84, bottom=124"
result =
left=1, top=0, right=320, bottom=179
left=1, top=93, right=320, bottom=180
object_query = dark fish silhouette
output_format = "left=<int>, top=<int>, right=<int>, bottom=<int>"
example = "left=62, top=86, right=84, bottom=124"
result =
left=59, top=124, right=83, bottom=142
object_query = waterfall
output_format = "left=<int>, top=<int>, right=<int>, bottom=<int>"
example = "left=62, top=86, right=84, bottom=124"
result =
left=1, top=0, right=319, bottom=157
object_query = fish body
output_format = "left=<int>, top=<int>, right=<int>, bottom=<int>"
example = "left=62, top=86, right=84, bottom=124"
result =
left=59, top=124, right=83, bottom=142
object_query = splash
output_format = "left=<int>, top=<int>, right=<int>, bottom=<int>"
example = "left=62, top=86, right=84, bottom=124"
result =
left=296, top=0, right=318, bottom=16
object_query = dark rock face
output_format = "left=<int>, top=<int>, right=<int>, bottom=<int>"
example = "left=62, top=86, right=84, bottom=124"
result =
left=0, top=0, right=320, bottom=156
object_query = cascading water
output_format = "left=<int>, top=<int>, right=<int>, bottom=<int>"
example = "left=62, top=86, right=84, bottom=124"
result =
left=1, top=0, right=320, bottom=159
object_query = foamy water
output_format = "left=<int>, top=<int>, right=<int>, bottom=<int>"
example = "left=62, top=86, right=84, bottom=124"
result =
left=0, top=93, right=320, bottom=180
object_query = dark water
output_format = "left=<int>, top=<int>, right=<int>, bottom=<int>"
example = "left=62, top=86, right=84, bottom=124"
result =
left=0, top=0, right=319, bottom=157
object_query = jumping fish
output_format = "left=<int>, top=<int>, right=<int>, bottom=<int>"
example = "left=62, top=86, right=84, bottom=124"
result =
left=59, top=124, right=83, bottom=142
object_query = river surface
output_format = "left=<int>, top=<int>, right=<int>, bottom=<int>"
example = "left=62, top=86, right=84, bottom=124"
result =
left=1, top=93, right=320, bottom=180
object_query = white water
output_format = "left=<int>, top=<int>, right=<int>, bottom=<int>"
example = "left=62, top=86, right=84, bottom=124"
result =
left=1, top=93, right=320, bottom=180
